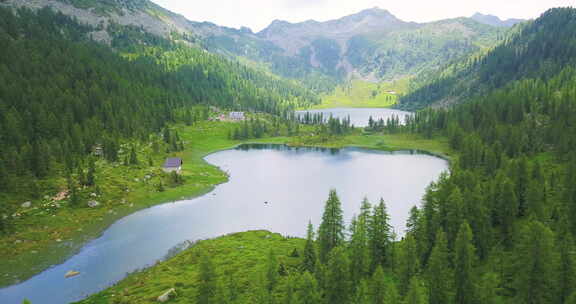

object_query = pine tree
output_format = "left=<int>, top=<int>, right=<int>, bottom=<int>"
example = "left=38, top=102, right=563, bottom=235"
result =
left=303, top=221, right=316, bottom=273
left=197, top=254, right=217, bottom=304
left=325, top=246, right=351, bottom=304
left=426, top=230, right=452, bottom=304
left=454, top=222, right=476, bottom=304
left=513, top=221, right=558, bottom=304
left=318, top=189, right=345, bottom=263
left=369, top=198, right=392, bottom=270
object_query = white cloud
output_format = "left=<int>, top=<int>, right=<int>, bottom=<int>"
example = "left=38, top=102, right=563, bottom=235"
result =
left=151, top=0, right=575, bottom=32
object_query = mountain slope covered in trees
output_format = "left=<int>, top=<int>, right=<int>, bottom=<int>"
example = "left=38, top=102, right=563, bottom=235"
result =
left=3, top=0, right=509, bottom=90
left=399, top=8, right=576, bottom=109
left=0, top=6, right=318, bottom=233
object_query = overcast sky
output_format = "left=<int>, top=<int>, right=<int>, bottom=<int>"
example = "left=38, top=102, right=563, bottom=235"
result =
left=150, top=1, right=574, bottom=32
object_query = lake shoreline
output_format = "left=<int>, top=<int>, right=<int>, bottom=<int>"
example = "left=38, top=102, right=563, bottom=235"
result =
left=0, top=121, right=451, bottom=296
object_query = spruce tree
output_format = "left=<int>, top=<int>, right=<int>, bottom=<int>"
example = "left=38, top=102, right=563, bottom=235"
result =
left=325, top=246, right=351, bottom=304
left=303, top=221, right=316, bottom=273
left=318, top=189, right=345, bottom=263
left=371, top=266, right=387, bottom=304
left=454, top=222, right=476, bottom=304
left=369, top=198, right=392, bottom=270
left=349, top=211, right=370, bottom=282
left=397, top=234, right=420, bottom=295
left=513, top=221, right=558, bottom=304
left=426, top=230, right=452, bottom=304
left=353, top=279, right=371, bottom=304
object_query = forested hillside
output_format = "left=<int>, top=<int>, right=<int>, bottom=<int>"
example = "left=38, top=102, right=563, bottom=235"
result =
left=3, top=0, right=509, bottom=93
left=77, top=8, right=576, bottom=304
left=0, top=6, right=317, bottom=233
left=400, top=8, right=576, bottom=109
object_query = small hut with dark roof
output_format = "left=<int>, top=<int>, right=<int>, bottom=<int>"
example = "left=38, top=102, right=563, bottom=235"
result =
left=163, top=157, right=183, bottom=173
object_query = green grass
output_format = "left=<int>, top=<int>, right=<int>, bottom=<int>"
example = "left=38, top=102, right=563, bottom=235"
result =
left=75, top=230, right=305, bottom=304
left=0, top=121, right=449, bottom=288
left=287, top=130, right=452, bottom=160
left=308, top=79, right=410, bottom=109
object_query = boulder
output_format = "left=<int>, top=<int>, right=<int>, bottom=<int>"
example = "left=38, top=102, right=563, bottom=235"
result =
left=65, top=270, right=80, bottom=278
left=157, top=288, right=176, bottom=302
left=21, top=201, right=32, bottom=208
left=87, top=201, right=100, bottom=208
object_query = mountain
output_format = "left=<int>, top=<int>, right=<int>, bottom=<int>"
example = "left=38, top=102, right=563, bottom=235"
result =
left=1, top=1, right=507, bottom=89
left=399, top=8, right=576, bottom=110
left=256, top=7, right=505, bottom=81
left=471, top=12, right=525, bottom=27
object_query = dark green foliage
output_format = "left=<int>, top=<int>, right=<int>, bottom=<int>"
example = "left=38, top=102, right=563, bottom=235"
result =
left=369, top=198, right=393, bottom=270
left=400, top=8, right=576, bottom=110
left=325, top=246, right=351, bottom=304
left=513, top=221, right=557, bottom=304
left=426, top=230, right=452, bottom=304
left=318, top=189, right=345, bottom=263
left=454, top=222, right=476, bottom=304
left=302, top=221, right=316, bottom=273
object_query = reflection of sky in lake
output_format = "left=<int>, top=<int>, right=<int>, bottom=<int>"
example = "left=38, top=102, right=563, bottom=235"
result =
left=0, top=144, right=447, bottom=304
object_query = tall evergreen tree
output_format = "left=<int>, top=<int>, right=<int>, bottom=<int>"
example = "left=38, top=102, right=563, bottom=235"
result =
left=426, top=230, right=452, bottom=304
left=371, top=266, right=388, bottom=304
left=397, top=234, right=420, bottom=295
left=513, top=221, right=558, bottom=304
left=325, top=246, right=352, bottom=304
left=454, top=222, right=476, bottom=304
left=349, top=206, right=371, bottom=282
left=405, top=276, right=427, bottom=304
left=303, top=221, right=317, bottom=273
left=318, top=189, right=345, bottom=263
left=369, top=198, right=393, bottom=270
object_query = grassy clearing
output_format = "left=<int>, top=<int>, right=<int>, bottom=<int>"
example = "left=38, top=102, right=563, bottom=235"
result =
left=0, top=121, right=449, bottom=288
left=75, top=230, right=305, bottom=304
left=308, top=79, right=410, bottom=109
left=287, top=130, right=452, bottom=160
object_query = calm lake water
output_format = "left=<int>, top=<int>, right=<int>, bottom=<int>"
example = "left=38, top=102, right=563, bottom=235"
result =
left=296, top=108, right=413, bottom=127
left=0, top=144, right=447, bottom=304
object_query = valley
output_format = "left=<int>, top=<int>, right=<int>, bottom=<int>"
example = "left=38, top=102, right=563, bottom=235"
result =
left=1, top=1, right=576, bottom=304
